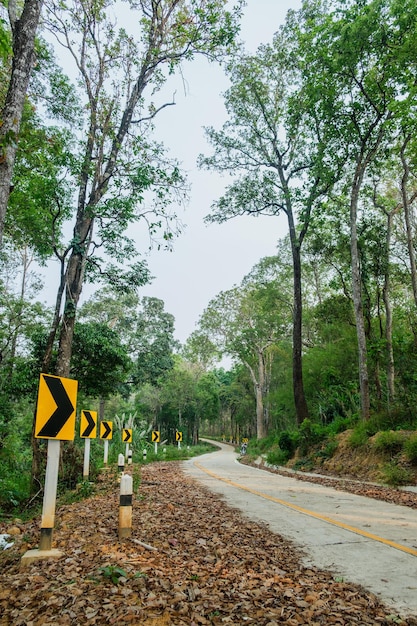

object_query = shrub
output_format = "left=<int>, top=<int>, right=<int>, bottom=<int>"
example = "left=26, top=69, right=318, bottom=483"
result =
left=380, top=461, right=412, bottom=487
left=404, top=434, right=417, bottom=464
left=373, top=431, right=406, bottom=456
left=278, top=431, right=298, bottom=456
left=298, top=419, right=325, bottom=455
left=266, top=448, right=289, bottom=466
left=347, top=425, right=369, bottom=448
left=316, top=439, right=339, bottom=460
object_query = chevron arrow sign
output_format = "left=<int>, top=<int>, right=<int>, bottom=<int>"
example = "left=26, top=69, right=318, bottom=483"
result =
left=100, top=421, right=113, bottom=440
left=35, top=374, right=78, bottom=440
left=123, top=428, right=132, bottom=443
left=80, top=410, right=97, bottom=438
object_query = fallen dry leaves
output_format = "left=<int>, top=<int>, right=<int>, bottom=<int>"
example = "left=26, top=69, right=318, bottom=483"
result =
left=1, top=462, right=417, bottom=626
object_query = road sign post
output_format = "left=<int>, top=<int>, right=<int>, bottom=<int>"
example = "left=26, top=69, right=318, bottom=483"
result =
left=118, top=473, right=133, bottom=539
left=152, top=430, right=160, bottom=455
left=100, top=421, right=112, bottom=465
left=83, top=438, right=91, bottom=480
left=33, top=374, right=78, bottom=553
left=39, top=439, right=61, bottom=551
left=80, top=410, right=97, bottom=480
left=176, top=430, right=182, bottom=449
left=103, top=440, right=109, bottom=465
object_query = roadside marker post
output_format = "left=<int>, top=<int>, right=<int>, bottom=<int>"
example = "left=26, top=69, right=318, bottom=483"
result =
left=176, top=430, right=182, bottom=450
left=118, top=473, right=133, bottom=539
left=118, top=453, right=125, bottom=473
left=80, top=410, right=97, bottom=480
left=123, top=428, right=132, bottom=461
left=100, top=421, right=112, bottom=466
left=143, top=449, right=147, bottom=461
left=22, top=374, right=78, bottom=563
left=127, top=449, right=133, bottom=465
left=103, top=440, right=109, bottom=465
left=83, top=438, right=91, bottom=480
left=152, top=430, right=160, bottom=455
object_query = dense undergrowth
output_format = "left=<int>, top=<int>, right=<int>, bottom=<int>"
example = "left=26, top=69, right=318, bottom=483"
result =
left=242, top=415, right=417, bottom=487
left=0, top=441, right=217, bottom=521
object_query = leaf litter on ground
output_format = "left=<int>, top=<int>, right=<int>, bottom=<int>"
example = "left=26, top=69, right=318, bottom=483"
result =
left=1, top=461, right=417, bottom=625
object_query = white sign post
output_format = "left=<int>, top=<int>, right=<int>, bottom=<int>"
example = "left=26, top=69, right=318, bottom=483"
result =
left=103, top=440, right=109, bottom=465
left=83, top=438, right=91, bottom=480
left=39, top=439, right=61, bottom=551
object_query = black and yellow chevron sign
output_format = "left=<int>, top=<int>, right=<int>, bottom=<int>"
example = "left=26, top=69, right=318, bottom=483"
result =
left=123, top=428, right=132, bottom=443
left=100, top=421, right=113, bottom=440
left=175, top=431, right=183, bottom=442
left=80, top=410, right=97, bottom=438
left=151, top=430, right=160, bottom=443
left=35, top=374, right=78, bottom=440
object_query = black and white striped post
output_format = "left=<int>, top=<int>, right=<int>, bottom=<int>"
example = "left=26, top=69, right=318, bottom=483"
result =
left=118, top=473, right=133, bottom=539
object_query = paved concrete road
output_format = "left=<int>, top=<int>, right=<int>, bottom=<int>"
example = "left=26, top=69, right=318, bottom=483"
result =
left=182, top=441, right=417, bottom=618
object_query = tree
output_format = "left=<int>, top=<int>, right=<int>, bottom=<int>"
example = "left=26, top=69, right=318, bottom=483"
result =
left=70, top=322, right=131, bottom=397
left=80, top=291, right=178, bottom=387
left=0, top=0, right=44, bottom=244
left=294, top=0, right=417, bottom=419
left=197, top=271, right=290, bottom=439
left=130, top=297, right=178, bottom=387
left=39, top=0, right=243, bottom=382
left=199, top=29, right=336, bottom=425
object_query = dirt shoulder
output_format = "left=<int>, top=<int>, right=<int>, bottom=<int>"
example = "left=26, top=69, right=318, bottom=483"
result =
left=1, top=462, right=417, bottom=625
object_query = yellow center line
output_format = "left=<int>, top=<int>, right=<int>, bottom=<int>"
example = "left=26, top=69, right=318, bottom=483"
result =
left=193, top=460, right=417, bottom=558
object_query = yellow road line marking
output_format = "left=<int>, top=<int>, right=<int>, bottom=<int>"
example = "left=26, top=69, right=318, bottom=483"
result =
left=193, top=461, right=417, bottom=558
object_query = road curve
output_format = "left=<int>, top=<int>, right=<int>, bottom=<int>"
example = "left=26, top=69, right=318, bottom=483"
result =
left=182, top=440, right=417, bottom=618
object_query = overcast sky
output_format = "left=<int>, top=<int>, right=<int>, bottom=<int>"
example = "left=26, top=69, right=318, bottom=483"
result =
left=138, top=0, right=302, bottom=345
left=40, top=0, right=302, bottom=345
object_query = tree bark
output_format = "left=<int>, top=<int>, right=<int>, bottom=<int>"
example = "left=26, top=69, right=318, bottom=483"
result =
left=383, top=209, right=395, bottom=403
left=400, top=138, right=417, bottom=308
left=288, top=214, right=309, bottom=425
left=0, top=0, right=43, bottom=245
left=350, top=168, right=370, bottom=420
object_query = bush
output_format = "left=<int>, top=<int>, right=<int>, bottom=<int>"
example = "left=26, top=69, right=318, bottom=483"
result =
left=278, top=431, right=298, bottom=456
left=404, top=434, right=417, bottom=464
left=380, top=461, right=412, bottom=487
left=373, top=431, right=406, bottom=456
left=298, top=419, right=325, bottom=455
left=316, top=439, right=339, bottom=460
left=347, top=424, right=369, bottom=448
left=266, top=448, right=290, bottom=466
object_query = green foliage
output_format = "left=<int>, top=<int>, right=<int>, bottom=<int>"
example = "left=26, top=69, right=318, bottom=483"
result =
left=59, top=480, right=95, bottom=505
left=372, top=431, right=406, bottom=456
left=266, top=448, right=290, bottom=466
left=278, top=431, right=298, bottom=457
left=404, top=434, right=417, bottom=465
left=298, top=419, right=325, bottom=455
left=347, top=425, right=370, bottom=449
left=316, top=439, right=339, bottom=460
left=99, top=566, right=128, bottom=584
left=380, top=461, right=413, bottom=488
left=70, top=322, right=131, bottom=397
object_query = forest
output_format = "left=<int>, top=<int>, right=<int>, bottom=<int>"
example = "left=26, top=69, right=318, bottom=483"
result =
left=2, top=0, right=417, bottom=515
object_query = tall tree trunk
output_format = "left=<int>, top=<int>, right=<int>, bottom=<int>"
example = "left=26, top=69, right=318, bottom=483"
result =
left=290, top=224, right=309, bottom=425
left=0, top=0, right=43, bottom=245
left=350, top=170, right=370, bottom=420
left=400, top=138, right=417, bottom=308
left=383, top=209, right=395, bottom=403
left=244, top=355, right=266, bottom=440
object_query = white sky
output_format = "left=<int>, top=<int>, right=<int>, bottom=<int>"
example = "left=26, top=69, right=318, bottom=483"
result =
left=40, top=0, right=301, bottom=345
left=139, top=0, right=301, bottom=345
